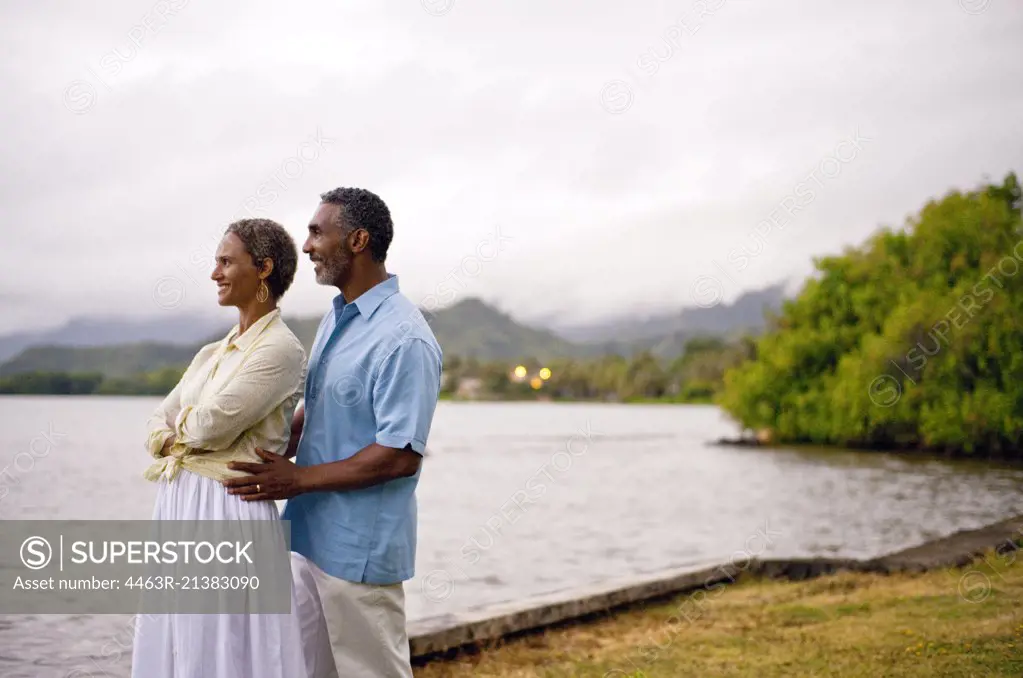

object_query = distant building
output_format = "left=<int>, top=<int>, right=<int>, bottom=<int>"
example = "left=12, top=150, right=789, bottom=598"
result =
left=455, top=377, right=484, bottom=400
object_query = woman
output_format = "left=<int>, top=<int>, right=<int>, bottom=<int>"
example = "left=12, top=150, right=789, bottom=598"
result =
left=132, top=218, right=310, bottom=678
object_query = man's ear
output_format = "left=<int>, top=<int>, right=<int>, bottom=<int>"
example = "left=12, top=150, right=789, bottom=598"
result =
left=349, top=228, right=370, bottom=255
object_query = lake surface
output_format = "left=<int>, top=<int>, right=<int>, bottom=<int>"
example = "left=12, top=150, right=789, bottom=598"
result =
left=1, top=396, right=1022, bottom=677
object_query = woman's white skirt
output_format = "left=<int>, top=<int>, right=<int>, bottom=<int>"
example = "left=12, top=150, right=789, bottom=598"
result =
left=130, top=470, right=309, bottom=678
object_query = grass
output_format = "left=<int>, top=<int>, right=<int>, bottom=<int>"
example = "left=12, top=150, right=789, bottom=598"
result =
left=437, top=394, right=714, bottom=405
left=413, top=548, right=1023, bottom=677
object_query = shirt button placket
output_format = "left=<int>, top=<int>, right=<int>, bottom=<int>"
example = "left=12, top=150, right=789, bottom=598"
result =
left=310, top=357, right=326, bottom=403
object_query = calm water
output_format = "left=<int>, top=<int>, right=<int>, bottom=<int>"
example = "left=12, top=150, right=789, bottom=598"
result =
left=1, top=396, right=1022, bottom=677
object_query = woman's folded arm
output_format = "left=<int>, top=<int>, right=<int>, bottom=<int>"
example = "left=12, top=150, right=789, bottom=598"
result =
left=144, top=344, right=216, bottom=458
left=145, top=373, right=185, bottom=459
left=173, top=340, right=305, bottom=452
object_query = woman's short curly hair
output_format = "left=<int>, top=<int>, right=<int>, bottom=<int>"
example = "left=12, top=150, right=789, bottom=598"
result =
left=224, top=218, right=298, bottom=300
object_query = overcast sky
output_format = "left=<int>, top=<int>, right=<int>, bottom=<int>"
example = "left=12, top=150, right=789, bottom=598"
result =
left=2, top=0, right=1021, bottom=333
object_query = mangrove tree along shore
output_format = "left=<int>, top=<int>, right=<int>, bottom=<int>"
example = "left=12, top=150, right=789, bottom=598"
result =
left=717, top=173, right=1023, bottom=460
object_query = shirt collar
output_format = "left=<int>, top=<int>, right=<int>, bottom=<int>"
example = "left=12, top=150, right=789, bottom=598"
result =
left=332, top=274, right=400, bottom=320
left=226, top=308, right=281, bottom=351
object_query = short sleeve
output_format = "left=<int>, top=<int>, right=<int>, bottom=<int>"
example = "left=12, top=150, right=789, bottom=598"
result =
left=372, top=338, right=442, bottom=454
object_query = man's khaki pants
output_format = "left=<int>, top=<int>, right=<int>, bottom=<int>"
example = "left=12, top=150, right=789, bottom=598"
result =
left=292, top=552, right=413, bottom=678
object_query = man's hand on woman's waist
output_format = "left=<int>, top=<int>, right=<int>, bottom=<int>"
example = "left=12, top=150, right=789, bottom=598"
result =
left=223, top=442, right=421, bottom=501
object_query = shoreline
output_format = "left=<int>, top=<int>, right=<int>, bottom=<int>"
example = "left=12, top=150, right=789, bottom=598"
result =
left=712, top=435, right=1023, bottom=464
left=0, top=391, right=713, bottom=403
left=3, top=393, right=1017, bottom=463
left=409, top=514, right=1023, bottom=664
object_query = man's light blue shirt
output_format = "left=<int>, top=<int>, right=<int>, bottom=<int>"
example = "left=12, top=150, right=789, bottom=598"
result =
left=283, top=274, right=442, bottom=584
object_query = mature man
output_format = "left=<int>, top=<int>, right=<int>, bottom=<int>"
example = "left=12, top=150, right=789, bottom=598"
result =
left=225, top=187, right=443, bottom=677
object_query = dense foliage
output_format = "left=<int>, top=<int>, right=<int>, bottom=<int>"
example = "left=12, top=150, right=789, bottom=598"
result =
left=717, top=173, right=1023, bottom=457
left=0, top=338, right=747, bottom=401
left=0, top=367, right=184, bottom=396
left=439, top=338, right=751, bottom=402
left=0, top=343, right=197, bottom=379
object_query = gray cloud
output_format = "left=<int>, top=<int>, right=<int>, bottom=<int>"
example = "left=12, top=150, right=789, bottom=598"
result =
left=1, top=0, right=1021, bottom=332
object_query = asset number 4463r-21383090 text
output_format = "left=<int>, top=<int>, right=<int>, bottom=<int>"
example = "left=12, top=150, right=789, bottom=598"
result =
left=124, top=575, right=260, bottom=590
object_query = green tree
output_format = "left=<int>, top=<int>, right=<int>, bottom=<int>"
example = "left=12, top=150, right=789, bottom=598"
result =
left=622, top=351, right=668, bottom=400
left=718, top=172, right=1023, bottom=457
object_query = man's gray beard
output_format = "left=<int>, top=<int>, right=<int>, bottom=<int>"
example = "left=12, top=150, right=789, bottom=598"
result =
left=315, top=252, right=350, bottom=286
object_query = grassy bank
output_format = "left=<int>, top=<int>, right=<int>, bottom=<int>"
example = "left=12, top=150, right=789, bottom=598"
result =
left=436, top=393, right=714, bottom=405
left=414, top=549, right=1022, bottom=677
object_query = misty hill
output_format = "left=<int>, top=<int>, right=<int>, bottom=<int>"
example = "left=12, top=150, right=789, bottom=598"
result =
left=0, top=298, right=592, bottom=377
left=0, top=343, right=200, bottom=379
left=0, top=313, right=228, bottom=363
left=0, top=286, right=787, bottom=377
left=421, top=298, right=590, bottom=360
left=553, top=282, right=789, bottom=344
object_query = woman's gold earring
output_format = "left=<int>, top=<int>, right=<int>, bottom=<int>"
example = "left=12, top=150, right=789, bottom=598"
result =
left=257, top=281, right=269, bottom=303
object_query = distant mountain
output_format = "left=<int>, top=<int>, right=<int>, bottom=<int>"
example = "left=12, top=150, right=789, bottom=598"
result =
left=0, top=284, right=788, bottom=377
left=270, top=301, right=584, bottom=361
left=0, top=313, right=229, bottom=363
left=0, top=343, right=200, bottom=378
left=0, top=298, right=591, bottom=377
left=422, top=298, right=589, bottom=360
left=553, top=282, right=788, bottom=344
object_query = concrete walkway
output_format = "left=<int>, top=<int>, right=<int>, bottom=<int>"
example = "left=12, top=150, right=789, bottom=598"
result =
left=409, top=514, right=1023, bottom=661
